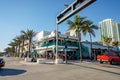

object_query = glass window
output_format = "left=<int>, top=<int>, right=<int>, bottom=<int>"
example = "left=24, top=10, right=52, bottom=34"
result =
left=106, top=53, right=113, bottom=56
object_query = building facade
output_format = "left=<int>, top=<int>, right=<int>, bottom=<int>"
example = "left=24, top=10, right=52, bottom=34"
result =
left=34, top=30, right=89, bottom=60
left=33, top=30, right=111, bottom=60
left=99, top=19, right=120, bottom=42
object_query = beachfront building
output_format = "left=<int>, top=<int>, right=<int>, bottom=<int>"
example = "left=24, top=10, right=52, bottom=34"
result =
left=33, top=30, right=112, bottom=60
left=34, top=30, right=89, bottom=60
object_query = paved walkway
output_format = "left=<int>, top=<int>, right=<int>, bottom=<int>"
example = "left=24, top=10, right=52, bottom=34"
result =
left=70, top=61, right=120, bottom=75
left=20, top=59, right=120, bottom=75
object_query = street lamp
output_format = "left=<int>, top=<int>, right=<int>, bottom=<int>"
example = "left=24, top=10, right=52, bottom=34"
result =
left=65, top=45, right=67, bottom=64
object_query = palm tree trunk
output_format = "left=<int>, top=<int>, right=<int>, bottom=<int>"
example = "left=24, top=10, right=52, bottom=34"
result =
left=18, top=44, right=21, bottom=57
left=28, top=38, right=32, bottom=57
left=89, top=33, right=92, bottom=60
left=13, top=46, right=15, bottom=57
left=15, top=46, right=18, bottom=57
left=22, top=41, right=24, bottom=54
left=12, top=46, right=15, bottom=57
left=78, top=33, right=82, bottom=62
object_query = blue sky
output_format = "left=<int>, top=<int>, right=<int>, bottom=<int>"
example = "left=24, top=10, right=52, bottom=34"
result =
left=0, top=0, right=120, bottom=52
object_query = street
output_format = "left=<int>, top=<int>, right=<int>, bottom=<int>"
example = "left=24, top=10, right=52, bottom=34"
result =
left=0, top=57, right=120, bottom=80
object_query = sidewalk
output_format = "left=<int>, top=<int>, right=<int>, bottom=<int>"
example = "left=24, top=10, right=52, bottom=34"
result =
left=19, top=59, right=120, bottom=75
left=69, top=60, right=120, bottom=75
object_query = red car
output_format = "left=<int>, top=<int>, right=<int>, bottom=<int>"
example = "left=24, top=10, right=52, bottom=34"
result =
left=97, top=52, right=120, bottom=64
left=0, top=58, right=5, bottom=68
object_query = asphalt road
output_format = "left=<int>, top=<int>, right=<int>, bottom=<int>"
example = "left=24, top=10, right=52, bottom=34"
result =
left=0, top=57, right=120, bottom=80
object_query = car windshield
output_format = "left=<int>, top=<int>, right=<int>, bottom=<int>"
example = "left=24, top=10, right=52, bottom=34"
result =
left=106, top=53, right=113, bottom=56
left=106, top=53, right=119, bottom=57
left=114, top=53, right=120, bottom=57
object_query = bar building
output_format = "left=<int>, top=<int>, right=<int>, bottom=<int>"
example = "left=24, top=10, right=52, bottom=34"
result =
left=33, top=30, right=110, bottom=60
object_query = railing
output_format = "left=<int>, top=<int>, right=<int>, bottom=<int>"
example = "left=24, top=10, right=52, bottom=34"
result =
left=39, top=41, right=78, bottom=47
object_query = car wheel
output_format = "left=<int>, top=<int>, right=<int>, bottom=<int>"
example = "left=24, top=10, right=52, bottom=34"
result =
left=110, top=60, right=114, bottom=65
left=100, top=60, right=103, bottom=64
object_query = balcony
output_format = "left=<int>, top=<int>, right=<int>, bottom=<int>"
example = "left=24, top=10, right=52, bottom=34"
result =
left=39, top=41, right=78, bottom=47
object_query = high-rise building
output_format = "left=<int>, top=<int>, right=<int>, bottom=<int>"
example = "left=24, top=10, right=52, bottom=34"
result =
left=99, top=19, right=120, bottom=42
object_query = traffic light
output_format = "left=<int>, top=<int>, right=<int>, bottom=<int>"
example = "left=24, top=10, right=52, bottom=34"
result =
left=57, top=0, right=96, bottom=24
left=76, top=0, right=85, bottom=4
left=57, top=14, right=64, bottom=21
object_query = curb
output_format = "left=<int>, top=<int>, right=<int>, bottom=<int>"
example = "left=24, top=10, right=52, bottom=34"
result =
left=20, top=61, right=38, bottom=65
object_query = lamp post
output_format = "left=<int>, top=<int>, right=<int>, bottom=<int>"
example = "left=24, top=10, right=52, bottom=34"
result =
left=55, top=18, right=58, bottom=60
left=65, top=45, right=67, bottom=64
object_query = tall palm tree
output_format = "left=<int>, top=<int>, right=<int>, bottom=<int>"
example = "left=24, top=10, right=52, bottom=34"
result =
left=21, top=29, right=36, bottom=57
left=13, top=38, right=19, bottom=57
left=67, top=15, right=87, bottom=62
left=102, top=36, right=112, bottom=51
left=82, top=20, right=98, bottom=59
left=19, top=34, right=26, bottom=54
left=16, top=36, right=22, bottom=57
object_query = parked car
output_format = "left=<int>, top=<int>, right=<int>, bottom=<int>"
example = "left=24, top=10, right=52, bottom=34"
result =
left=97, top=51, right=120, bottom=64
left=0, top=58, right=5, bottom=68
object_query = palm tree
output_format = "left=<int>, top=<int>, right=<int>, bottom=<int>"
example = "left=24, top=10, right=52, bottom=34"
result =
left=21, top=29, right=36, bottom=57
left=102, top=36, right=112, bottom=51
left=8, top=42, right=16, bottom=56
left=19, top=34, right=26, bottom=54
left=112, top=41, right=120, bottom=51
left=13, top=38, right=19, bottom=57
left=67, top=15, right=87, bottom=62
left=4, top=47, right=14, bottom=56
left=16, top=36, right=22, bottom=57
left=82, top=20, right=98, bottom=59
